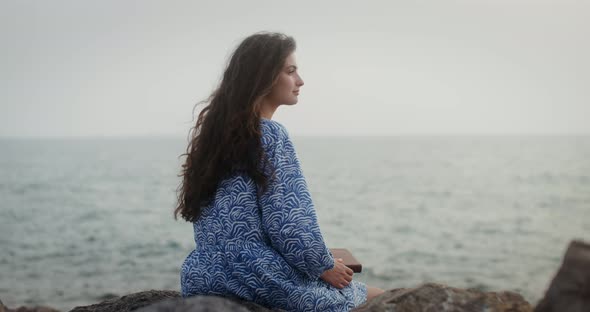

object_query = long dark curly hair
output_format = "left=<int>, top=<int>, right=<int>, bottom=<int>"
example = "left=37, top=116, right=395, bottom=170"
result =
left=174, top=32, right=296, bottom=222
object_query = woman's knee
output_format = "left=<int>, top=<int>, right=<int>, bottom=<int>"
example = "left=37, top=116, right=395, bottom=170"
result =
left=366, top=286, right=385, bottom=301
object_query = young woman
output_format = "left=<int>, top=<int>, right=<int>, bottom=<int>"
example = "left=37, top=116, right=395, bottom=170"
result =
left=176, top=32, right=385, bottom=311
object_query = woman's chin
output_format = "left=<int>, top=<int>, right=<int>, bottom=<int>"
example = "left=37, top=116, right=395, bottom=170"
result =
left=282, top=100, right=298, bottom=106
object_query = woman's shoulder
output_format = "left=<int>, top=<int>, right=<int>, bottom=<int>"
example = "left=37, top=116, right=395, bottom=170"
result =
left=260, top=118, right=289, bottom=141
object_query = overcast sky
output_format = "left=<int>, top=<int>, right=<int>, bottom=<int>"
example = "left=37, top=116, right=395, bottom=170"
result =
left=1, top=0, right=589, bottom=137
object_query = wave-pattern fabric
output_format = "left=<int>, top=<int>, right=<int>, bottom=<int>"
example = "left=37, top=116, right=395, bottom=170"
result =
left=180, top=118, right=367, bottom=311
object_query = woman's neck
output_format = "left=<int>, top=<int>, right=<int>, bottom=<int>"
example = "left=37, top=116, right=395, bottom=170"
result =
left=258, top=99, right=279, bottom=120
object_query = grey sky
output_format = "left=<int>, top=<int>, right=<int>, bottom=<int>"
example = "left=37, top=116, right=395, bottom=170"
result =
left=1, top=0, right=589, bottom=137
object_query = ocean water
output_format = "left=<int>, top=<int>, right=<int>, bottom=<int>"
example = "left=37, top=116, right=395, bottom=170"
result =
left=1, top=135, right=589, bottom=311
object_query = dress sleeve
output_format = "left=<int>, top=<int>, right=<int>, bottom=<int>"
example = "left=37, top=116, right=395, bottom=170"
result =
left=258, top=123, right=335, bottom=280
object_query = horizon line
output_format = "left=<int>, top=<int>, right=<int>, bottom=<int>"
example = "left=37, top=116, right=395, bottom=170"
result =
left=1, top=133, right=590, bottom=140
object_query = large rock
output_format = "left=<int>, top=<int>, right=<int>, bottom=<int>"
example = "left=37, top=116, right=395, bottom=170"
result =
left=135, top=296, right=280, bottom=312
left=0, top=298, right=60, bottom=312
left=68, top=291, right=277, bottom=312
left=69, top=290, right=180, bottom=312
left=0, top=285, right=533, bottom=312
left=534, top=240, right=590, bottom=312
left=352, top=283, right=532, bottom=312
left=66, top=285, right=532, bottom=312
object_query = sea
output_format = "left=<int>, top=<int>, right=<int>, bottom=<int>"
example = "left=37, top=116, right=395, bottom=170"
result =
left=1, top=135, right=589, bottom=311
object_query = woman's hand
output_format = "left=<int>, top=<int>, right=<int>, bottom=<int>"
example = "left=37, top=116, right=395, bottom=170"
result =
left=320, top=258, right=354, bottom=289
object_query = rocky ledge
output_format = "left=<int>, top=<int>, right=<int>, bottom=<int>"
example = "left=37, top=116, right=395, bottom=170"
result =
left=0, top=286, right=532, bottom=312
left=1, top=240, right=588, bottom=312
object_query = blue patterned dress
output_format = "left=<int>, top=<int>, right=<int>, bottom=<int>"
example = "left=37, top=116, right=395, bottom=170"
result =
left=180, top=118, right=367, bottom=311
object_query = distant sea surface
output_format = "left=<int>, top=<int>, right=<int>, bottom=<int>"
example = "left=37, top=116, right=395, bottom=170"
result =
left=1, top=135, right=589, bottom=311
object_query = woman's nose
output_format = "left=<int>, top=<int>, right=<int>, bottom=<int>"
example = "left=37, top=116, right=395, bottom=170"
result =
left=296, top=76, right=304, bottom=87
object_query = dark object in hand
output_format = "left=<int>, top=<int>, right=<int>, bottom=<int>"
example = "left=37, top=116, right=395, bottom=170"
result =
left=329, top=248, right=362, bottom=273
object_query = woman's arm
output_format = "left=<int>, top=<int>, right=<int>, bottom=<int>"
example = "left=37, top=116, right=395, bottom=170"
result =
left=258, top=123, right=335, bottom=280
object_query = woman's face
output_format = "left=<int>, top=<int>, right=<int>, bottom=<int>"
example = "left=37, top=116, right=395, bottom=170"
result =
left=266, top=53, right=304, bottom=106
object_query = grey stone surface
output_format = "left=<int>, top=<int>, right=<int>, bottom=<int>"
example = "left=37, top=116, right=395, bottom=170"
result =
left=135, top=296, right=272, bottom=312
left=352, top=282, right=532, bottom=312
left=534, top=240, right=590, bottom=312
left=66, top=290, right=279, bottom=312
left=68, top=290, right=180, bottom=312
left=0, top=300, right=61, bottom=312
